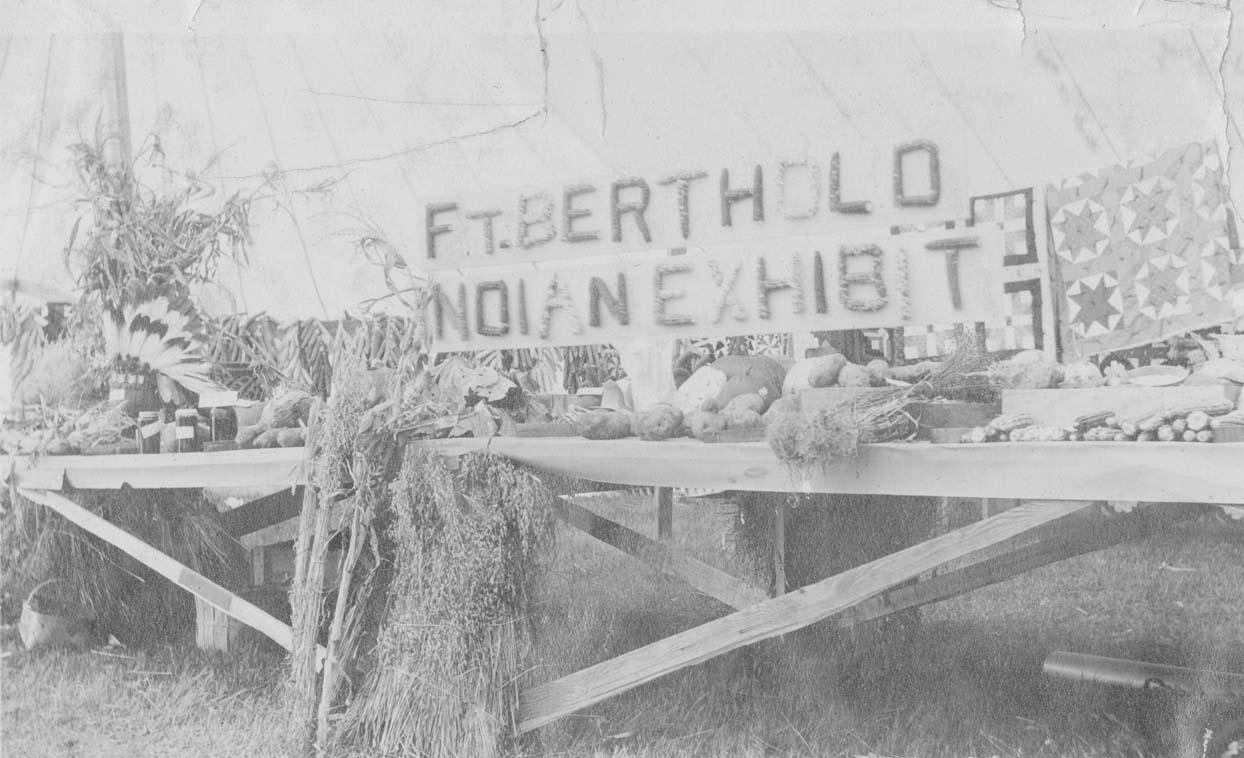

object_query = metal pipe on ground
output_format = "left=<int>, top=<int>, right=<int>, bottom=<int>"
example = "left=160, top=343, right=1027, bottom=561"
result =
left=1043, top=651, right=1244, bottom=701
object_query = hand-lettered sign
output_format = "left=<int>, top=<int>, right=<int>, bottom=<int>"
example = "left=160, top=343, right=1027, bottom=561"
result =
left=427, top=224, right=1006, bottom=351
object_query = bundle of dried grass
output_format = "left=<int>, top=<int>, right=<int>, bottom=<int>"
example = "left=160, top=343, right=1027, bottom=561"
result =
left=766, top=387, right=916, bottom=470
left=909, top=345, right=999, bottom=403
left=0, top=485, right=242, bottom=642
left=339, top=450, right=555, bottom=757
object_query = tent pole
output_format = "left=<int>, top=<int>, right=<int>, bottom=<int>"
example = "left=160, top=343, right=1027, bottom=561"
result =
left=110, top=32, right=134, bottom=168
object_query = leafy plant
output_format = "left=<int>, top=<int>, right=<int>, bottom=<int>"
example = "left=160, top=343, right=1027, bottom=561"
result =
left=64, top=126, right=253, bottom=313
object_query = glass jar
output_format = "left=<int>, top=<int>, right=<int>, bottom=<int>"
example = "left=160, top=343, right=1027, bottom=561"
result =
left=174, top=409, right=200, bottom=453
left=135, top=411, right=163, bottom=454
left=210, top=406, right=238, bottom=443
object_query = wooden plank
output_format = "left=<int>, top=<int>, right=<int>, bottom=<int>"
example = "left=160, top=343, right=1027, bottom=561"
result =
left=834, top=503, right=1199, bottom=629
left=418, top=438, right=1244, bottom=505
left=239, top=515, right=303, bottom=549
left=6, top=448, right=306, bottom=491
left=218, top=488, right=303, bottom=538
left=555, top=496, right=766, bottom=611
left=772, top=501, right=786, bottom=597
left=518, top=499, right=1095, bottom=733
left=655, top=487, right=673, bottom=540
left=250, top=547, right=265, bottom=586
left=19, top=487, right=324, bottom=664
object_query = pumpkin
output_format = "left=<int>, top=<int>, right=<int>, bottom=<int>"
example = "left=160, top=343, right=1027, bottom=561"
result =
left=710, top=355, right=787, bottom=412
left=634, top=404, right=685, bottom=441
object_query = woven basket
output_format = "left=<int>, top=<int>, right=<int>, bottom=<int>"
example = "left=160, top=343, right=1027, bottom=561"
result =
left=18, top=579, right=94, bottom=651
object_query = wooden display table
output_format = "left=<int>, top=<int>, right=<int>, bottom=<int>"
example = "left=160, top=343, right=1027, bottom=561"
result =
left=6, top=440, right=1241, bottom=730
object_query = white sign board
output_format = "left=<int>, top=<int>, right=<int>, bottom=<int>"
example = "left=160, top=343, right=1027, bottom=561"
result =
left=428, top=224, right=1005, bottom=351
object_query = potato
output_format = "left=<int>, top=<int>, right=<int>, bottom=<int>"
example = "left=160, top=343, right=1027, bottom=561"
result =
left=888, top=361, right=938, bottom=384
left=235, top=423, right=268, bottom=449
left=721, top=393, right=765, bottom=416
left=782, top=354, right=847, bottom=395
left=865, top=359, right=891, bottom=387
left=686, top=410, right=727, bottom=440
left=578, top=410, right=634, bottom=440
left=252, top=429, right=281, bottom=449
left=722, top=407, right=764, bottom=429
left=45, top=437, right=73, bottom=456
left=276, top=428, right=307, bottom=447
left=634, top=404, right=685, bottom=441
left=836, top=363, right=872, bottom=388
left=763, top=396, right=800, bottom=421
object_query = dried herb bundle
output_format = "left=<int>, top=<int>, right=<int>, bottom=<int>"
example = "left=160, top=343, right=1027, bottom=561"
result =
left=339, top=450, right=555, bottom=757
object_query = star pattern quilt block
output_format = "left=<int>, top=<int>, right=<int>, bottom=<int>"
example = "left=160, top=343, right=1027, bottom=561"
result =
left=1045, top=141, right=1242, bottom=359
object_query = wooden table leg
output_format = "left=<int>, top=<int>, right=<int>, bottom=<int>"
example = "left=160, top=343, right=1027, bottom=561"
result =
left=772, top=501, right=787, bottom=597
left=655, top=486, right=674, bottom=540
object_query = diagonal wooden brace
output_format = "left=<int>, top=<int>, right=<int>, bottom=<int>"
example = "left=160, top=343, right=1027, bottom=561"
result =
left=518, top=499, right=1097, bottom=733
left=18, top=487, right=326, bottom=667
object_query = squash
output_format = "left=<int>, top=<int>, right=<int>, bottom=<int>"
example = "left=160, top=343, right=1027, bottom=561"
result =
left=711, top=355, right=787, bottom=412
left=782, top=354, right=847, bottom=395
left=578, top=410, right=634, bottom=440
left=673, top=365, right=729, bottom=416
left=634, top=404, right=685, bottom=441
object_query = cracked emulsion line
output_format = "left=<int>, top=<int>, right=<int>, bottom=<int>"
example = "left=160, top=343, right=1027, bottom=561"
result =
left=191, top=36, right=250, bottom=313
left=535, top=0, right=552, bottom=116
left=1221, top=1, right=1236, bottom=214
left=572, top=0, right=608, bottom=137
left=304, top=90, right=541, bottom=108
left=1185, top=28, right=1243, bottom=196
left=907, top=32, right=1017, bottom=187
left=332, top=38, right=428, bottom=213
left=783, top=33, right=868, bottom=142
left=240, top=35, right=330, bottom=319
left=1041, top=34, right=1124, bottom=164
left=290, top=39, right=368, bottom=213
left=0, top=34, right=12, bottom=82
left=1016, top=0, right=1028, bottom=49
left=14, top=37, right=54, bottom=288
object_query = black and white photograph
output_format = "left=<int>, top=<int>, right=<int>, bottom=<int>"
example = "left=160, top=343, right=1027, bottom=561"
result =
left=2, top=1, right=1243, bottom=755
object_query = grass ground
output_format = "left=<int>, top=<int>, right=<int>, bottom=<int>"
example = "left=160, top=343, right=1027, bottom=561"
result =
left=3, top=492, right=1242, bottom=757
